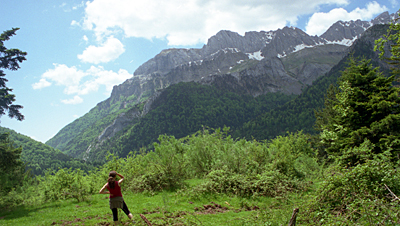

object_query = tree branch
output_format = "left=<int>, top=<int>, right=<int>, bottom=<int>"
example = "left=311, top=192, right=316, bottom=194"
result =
left=384, top=184, right=399, bottom=202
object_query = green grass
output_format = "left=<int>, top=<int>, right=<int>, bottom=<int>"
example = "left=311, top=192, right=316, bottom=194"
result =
left=0, top=186, right=315, bottom=226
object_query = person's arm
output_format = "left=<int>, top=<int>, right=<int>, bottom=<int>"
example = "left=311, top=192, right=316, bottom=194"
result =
left=99, top=182, right=110, bottom=194
left=117, top=172, right=124, bottom=184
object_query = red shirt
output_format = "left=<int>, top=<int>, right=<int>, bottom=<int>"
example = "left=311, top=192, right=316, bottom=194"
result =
left=106, top=181, right=123, bottom=198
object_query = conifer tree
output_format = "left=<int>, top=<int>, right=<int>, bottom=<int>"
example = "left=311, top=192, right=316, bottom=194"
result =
left=316, top=58, right=400, bottom=166
left=0, top=28, right=26, bottom=121
left=0, top=28, right=27, bottom=196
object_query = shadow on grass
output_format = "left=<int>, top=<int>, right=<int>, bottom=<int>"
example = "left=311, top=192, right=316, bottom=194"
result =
left=0, top=203, right=62, bottom=220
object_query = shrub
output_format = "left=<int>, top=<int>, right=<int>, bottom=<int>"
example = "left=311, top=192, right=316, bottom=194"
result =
left=303, top=140, right=400, bottom=224
left=40, top=168, right=93, bottom=202
left=185, top=169, right=307, bottom=198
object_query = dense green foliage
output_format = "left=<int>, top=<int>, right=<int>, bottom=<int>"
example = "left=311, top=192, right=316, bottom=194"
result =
left=0, top=128, right=318, bottom=209
left=0, top=127, right=93, bottom=175
left=91, top=82, right=295, bottom=162
left=300, top=58, right=400, bottom=225
left=316, top=58, right=400, bottom=165
left=0, top=133, right=25, bottom=195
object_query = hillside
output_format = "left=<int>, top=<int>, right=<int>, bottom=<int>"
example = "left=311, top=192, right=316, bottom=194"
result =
left=84, top=83, right=295, bottom=162
left=0, top=127, right=93, bottom=175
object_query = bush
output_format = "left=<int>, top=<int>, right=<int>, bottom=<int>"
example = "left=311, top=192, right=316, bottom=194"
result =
left=184, top=169, right=307, bottom=198
left=40, top=168, right=93, bottom=202
left=303, top=140, right=400, bottom=224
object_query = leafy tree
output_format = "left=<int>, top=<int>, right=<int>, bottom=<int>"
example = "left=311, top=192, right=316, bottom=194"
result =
left=375, top=17, right=400, bottom=76
left=0, top=28, right=26, bottom=121
left=315, top=58, right=400, bottom=166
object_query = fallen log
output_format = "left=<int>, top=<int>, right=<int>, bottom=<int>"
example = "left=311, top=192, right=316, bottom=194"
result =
left=288, top=208, right=299, bottom=226
left=140, top=214, right=152, bottom=226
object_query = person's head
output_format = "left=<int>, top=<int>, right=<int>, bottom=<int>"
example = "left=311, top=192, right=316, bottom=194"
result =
left=108, top=171, right=117, bottom=189
left=109, top=171, right=117, bottom=178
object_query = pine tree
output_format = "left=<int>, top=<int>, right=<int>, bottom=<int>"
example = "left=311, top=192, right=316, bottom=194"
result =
left=316, top=58, right=400, bottom=165
left=0, top=28, right=27, bottom=196
left=0, top=28, right=27, bottom=121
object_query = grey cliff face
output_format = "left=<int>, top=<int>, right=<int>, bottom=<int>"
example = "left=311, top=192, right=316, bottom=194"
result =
left=134, top=48, right=203, bottom=76
left=201, top=30, right=274, bottom=56
left=261, top=27, right=323, bottom=58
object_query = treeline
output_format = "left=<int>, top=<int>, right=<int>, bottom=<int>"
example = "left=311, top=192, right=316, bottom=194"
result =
left=0, top=127, right=93, bottom=175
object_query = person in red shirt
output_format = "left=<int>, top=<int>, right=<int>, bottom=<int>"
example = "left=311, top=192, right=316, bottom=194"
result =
left=99, top=171, right=133, bottom=225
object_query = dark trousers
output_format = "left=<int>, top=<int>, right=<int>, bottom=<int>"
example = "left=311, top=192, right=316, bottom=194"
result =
left=112, top=201, right=131, bottom=221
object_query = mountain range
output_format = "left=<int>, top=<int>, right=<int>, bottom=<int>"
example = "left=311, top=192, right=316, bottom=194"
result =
left=41, top=11, right=398, bottom=163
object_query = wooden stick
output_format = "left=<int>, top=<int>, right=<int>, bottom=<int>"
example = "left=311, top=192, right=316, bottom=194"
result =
left=140, top=214, right=152, bottom=226
left=384, top=184, right=400, bottom=202
left=288, top=208, right=299, bottom=226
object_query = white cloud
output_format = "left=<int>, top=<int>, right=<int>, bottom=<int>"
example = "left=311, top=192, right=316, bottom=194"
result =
left=32, top=78, right=51, bottom=89
left=83, top=35, right=88, bottom=42
left=71, top=20, right=79, bottom=26
left=81, top=0, right=349, bottom=46
left=33, top=64, right=132, bottom=104
left=61, top=95, right=83, bottom=105
left=78, top=36, right=125, bottom=64
left=305, top=1, right=388, bottom=36
left=40, top=63, right=86, bottom=88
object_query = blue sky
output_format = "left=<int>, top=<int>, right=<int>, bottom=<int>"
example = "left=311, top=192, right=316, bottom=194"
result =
left=0, top=0, right=398, bottom=143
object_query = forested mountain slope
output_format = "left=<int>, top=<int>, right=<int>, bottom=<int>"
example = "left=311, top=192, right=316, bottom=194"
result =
left=71, top=83, right=295, bottom=163
left=235, top=24, right=391, bottom=141
left=0, top=127, right=93, bottom=175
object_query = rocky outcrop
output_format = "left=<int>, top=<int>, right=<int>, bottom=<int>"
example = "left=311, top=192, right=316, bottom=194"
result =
left=134, top=48, right=203, bottom=76
left=200, top=57, right=303, bottom=96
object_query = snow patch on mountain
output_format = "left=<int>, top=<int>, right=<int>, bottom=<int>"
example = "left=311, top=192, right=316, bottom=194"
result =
left=325, top=36, right=358, bottom=46
left=247, top=51, right=264, bottom=60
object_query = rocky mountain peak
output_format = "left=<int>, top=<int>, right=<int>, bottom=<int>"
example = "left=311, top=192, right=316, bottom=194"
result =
left=320, top=10, right=399, bottom=44
left=371, top=11, right=391, bottom=24
left=201, top=29, right=272, bottom=56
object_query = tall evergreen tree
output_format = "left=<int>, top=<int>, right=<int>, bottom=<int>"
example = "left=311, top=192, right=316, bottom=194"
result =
left=0, top=28, right=27, bottom=194
left=315, top=58, right=400, bottom=166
